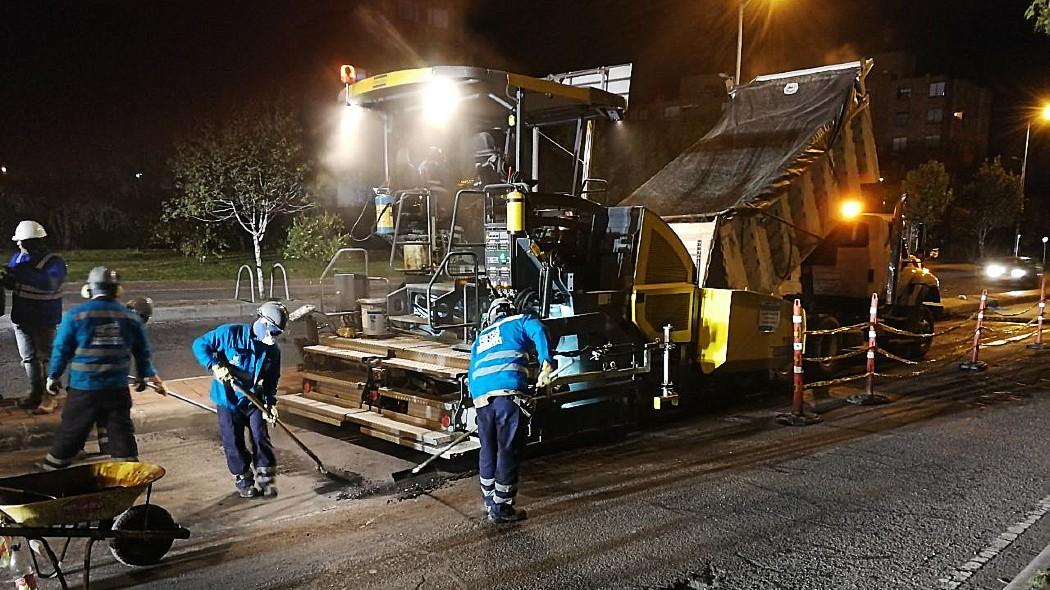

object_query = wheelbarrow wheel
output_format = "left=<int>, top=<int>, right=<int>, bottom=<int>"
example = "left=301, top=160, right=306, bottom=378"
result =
left=109, top=504, right=177, bottom=566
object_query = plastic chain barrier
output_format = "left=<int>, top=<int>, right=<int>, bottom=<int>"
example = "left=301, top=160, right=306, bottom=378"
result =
left=805, top=322, right=867, bottom=336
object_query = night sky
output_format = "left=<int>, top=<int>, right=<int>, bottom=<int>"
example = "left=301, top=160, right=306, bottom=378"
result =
left=2, top=0, right=1049, bottom=188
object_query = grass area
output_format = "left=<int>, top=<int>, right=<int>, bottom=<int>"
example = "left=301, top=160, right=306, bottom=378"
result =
left=60, top=249, right=392, bottom=282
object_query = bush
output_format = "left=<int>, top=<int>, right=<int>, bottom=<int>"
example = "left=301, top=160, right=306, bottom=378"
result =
left=283, top=212, right=349, bottom=261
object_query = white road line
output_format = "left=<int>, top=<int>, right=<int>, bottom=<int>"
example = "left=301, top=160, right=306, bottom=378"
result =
left=937, top=494, right=1050, bottom=589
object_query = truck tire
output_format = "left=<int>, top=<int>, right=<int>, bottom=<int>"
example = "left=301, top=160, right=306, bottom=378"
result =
left=902, top=306, right=934, bottom=360
left=805, top=314, right=842, bottom=378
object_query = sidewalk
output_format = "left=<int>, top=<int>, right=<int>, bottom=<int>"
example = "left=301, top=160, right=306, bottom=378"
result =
left=0, top=373, right=304, bottom=453
left=1005, top=541, right=1050, bottom=590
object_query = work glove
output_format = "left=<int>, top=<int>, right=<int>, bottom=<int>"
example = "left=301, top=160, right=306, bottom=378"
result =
left=536, top=362, right=553, bottom=388
left=148, top=375, right=167, bottom=395
left=45, top=376, right=62, bottom=395
left=263, top=402, right=278, bottom=426
left=211, top=364, right=233, bottom=384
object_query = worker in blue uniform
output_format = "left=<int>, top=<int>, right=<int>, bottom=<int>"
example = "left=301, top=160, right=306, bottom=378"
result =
left=1, top=220, right=67, bottom=411
left=467, top=298, right=553, bottom=523
left=192, top=302, right=286, bottom=499
left=40, top=267, right=164, bottom=470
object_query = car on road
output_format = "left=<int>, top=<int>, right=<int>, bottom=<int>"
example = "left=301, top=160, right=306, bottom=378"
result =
left=981, top=256, right=1044, bottom=289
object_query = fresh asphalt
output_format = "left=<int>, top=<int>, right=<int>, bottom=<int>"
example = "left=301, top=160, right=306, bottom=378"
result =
left=1, top=302, right=1048, bottom=589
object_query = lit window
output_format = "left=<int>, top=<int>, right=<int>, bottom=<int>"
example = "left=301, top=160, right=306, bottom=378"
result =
left=897, top=87, right=912, bottom=100
left=894, top=112, right=909, bottom=126
left=954, top=111, right=965, bottom=121
left=925, top=135, right=941, bottom=148
left=927, top=108, right=943, bottom=123
left=929, top=82, right=946, bottom=97
left=892, top=137, right=908, bottom=152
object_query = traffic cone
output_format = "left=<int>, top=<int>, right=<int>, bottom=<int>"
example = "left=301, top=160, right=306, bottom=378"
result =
left=1026, top=275, right=1047, bottom=351
left=847, top=293, right=891, bottom=405
left=960, top=290, right=989, bottom=371
left=777, top=299, right=823, bottom=426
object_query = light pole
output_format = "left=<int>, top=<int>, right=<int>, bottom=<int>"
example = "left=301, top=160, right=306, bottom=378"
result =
left=1017, top=104, right=1050, bottom=255
left=1043, top=236, right=1048, bottom=268
left=735, top=0, right=779, bottom=87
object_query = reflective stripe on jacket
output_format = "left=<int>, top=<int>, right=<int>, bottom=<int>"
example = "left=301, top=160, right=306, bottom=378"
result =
left=9, top=251, right=66, bottom=326
left=192, top=323, right=281, bottom=410
left=467, top=314, right=552, bottom=406
left=48, top=298, right=155, bottom=391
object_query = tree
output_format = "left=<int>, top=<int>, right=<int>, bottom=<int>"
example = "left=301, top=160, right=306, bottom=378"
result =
left=167, top=103, right=312, bottom=295
left=959, top=157, right=1024, bottom=258
left=901, top=160, right=953, bottom=230
left=1027, top=0, right=1050, bottom=35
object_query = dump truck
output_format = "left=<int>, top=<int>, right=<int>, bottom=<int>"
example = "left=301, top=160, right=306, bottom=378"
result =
left=280, top=66, right=795, bottom=456
left=622, top=60, right=941, bottom=375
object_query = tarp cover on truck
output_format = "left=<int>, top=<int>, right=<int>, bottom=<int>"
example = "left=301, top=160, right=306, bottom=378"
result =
left=621, top=61, right=879, bottom=294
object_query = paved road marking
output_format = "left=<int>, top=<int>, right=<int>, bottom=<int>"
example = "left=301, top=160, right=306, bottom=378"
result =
left=937, top=494, right=1050, bottom=589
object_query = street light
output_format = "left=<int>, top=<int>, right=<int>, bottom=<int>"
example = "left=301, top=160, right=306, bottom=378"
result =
left=735, top=0, right=780, bottom=87
left=1043, top=236, right=1048, bottom=268
left=1016, top=103, right=1050, bottom=255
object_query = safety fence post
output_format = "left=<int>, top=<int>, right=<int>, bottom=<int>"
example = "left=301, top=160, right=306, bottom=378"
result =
left=847, top=293, right=891, bottom=405
left=776, top=299, right=822, bottom=426
left=1026, top=275, right=1047, bottom=351
left=960, top=289, right=989, bottom=371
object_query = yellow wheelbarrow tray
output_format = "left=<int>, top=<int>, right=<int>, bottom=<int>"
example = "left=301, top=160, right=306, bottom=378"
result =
left=0, top=461, right=190, bottom=590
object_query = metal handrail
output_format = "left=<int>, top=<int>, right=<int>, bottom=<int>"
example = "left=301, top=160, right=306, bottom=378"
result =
left=389, top=189, right=434, bottom=272
left=269, top=262, right=291, bottom=300
left=319, top=248, right=370, bottom=313
left=426, top=250, right=481, bottom=339
left=234, top=264, right=256, bottom=303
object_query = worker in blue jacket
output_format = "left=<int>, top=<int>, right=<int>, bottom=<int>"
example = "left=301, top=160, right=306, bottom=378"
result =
left=467, top=298, right=553, bottom=524
left=40, top=267, right=164, bottom=471
left=1, top=220, right=67, bottom=411
left=192, top=302, right=286, bottom=499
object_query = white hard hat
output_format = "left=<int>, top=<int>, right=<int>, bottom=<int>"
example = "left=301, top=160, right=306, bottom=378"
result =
left=12, top=220, right=47, bottom=242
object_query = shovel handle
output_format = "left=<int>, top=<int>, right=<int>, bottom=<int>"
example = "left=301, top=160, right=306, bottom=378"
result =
left=411, top=427, right=477, bottom=475
left=229, top=382, right=330, bottom=474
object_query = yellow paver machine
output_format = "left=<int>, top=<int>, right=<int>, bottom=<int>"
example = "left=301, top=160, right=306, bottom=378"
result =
left=281, top=65, right=794, bottom=457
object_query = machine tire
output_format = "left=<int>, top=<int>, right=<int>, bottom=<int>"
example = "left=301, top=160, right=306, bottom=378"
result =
left=805, top=315, right=843, bottom=378
left=109, top=504, right=178, bottom=566
left=902, top=306, right=934, bottom=360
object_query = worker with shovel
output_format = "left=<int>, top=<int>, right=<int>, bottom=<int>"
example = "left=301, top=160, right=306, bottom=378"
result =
left=39, top=267, right=165, bottom=471
left=192, top=302, right=286, bottom=499
left=468, top=298, right=553, bottom=524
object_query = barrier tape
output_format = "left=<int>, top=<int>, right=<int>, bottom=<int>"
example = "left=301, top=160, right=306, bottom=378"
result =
left=803, top=349, right=867, bottom=363
left=805, top=322, right=867, bottom=336
left=804, top=373, right=869, bottom=389
left=876, top=347, right=922, bottom=365
left=876, top=323, right=934, bottom=338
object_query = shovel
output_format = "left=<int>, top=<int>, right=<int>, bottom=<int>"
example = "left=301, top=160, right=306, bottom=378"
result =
left=227, top=382, right=358, bottom=484
left=392, top=426, right=477, bottom=483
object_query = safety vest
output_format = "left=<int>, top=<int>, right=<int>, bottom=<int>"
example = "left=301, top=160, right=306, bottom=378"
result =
left=10, top=252, right=66, bottom=326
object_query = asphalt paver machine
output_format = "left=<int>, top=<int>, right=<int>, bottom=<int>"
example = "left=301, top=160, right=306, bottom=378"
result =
left=283, top=66, right=794, bottom=457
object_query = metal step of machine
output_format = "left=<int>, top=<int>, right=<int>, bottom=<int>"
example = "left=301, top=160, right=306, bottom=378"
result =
left=281, top=335, right=480, bottom=456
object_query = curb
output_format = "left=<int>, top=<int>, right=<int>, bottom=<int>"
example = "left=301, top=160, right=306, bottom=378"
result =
left=1004, top=542, right=1050, bottom=590
left=942, top=289, right=1042, bottom=319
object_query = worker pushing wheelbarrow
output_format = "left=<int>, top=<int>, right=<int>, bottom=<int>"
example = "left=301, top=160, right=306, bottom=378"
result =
left=0, top=461, right=189, bottom=590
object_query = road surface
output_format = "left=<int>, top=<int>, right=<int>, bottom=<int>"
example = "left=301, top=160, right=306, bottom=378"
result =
left=1, top=302, right=1048, bottom=589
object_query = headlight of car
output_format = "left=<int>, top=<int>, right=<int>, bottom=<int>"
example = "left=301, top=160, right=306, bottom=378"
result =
left=985, top=264, right=1006, bottom=278
left=1010, top=268, right=1027, bottom=279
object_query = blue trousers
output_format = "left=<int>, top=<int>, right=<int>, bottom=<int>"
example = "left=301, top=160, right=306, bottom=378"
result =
left=477, top=396, right=523, bottom=511
left=217, top=405, right=276, bottom=489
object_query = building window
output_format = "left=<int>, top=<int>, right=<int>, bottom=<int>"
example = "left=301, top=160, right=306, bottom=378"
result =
left=954, top=111, right=965, bottom=121
left=894, top=112, right=909, bottom=126
left=892, top=137, right=908, bottom=152
left=927, top=108, right=943, bottom=123
left=428, top=7, right=449, bottom=28
left=897, top=87, right=912, bottom=100
left=929, top=81, right=946, bottom=97
left=925, top=135, right=942, bottom=148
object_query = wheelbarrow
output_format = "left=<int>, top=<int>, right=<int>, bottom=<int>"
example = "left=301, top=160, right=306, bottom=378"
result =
left=0, top=461, right=190, bottom=590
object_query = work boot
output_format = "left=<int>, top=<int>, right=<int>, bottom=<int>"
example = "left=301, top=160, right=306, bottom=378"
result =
left=257, top=482, right=278, bottom=498
left=234, top=474, right=259, bottom=499
left=487, top=506, right=527, bottom=524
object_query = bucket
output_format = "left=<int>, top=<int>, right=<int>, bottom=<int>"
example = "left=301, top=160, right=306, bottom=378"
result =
left=359, top=298, right=388, bottom=337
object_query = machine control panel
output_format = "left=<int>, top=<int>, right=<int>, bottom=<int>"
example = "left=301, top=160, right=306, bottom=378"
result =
left=485, top=227, right=512, bottom=289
